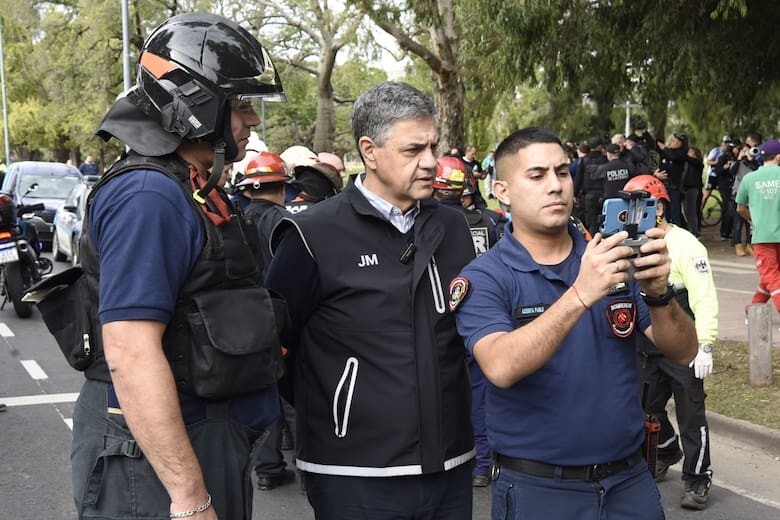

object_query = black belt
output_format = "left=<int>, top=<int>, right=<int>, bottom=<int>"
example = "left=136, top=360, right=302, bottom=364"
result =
left=494, top=449, right=644, bottom=482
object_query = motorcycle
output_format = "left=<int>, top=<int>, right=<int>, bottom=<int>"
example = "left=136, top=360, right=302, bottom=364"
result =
left=0, top=183, right=53, bottom=318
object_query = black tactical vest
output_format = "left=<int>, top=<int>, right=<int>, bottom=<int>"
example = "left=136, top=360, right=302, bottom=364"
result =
left=80, top=153, right=284, bottom=399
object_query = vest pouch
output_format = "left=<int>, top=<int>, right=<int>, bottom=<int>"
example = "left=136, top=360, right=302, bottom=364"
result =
left=184, top=286, right=285, bottom=400
left=23, top=266, right=99, bottom=371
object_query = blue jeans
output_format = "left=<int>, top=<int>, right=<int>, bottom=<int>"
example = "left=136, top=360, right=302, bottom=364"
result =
left=492, top=455, right=665, bottom=520
left=731, top=199, right=751, bottom=245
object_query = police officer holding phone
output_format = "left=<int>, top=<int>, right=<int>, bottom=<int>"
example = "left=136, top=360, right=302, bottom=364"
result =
left=454, top=127, right=697, bottom=520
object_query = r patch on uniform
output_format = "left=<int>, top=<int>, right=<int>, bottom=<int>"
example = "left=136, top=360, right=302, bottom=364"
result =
left=693, top=257, right=710, bottom=274
left=448, top=276, right=471, bottom=312
left=605, top=300, right=636, bottom=338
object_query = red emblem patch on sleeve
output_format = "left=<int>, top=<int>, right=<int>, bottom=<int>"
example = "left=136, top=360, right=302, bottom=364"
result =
left=448, top=276, right=471, bottom=312
left=605, top=301, right=636, bottom=338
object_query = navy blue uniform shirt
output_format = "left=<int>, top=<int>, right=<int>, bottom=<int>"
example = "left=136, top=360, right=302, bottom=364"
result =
left=455, top=223, right=651, bottom=465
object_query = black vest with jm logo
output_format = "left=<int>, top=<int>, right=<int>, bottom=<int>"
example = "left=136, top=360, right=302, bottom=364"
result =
left=275, top=185, right=476, bottom=476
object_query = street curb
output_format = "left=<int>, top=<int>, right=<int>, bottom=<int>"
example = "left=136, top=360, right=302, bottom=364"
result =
left=706, top=410, right=780, bottom=457
left=669, top=401, right=780, bottom=457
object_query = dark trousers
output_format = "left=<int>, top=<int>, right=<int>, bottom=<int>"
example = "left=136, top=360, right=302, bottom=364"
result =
left=668, top=188, right=684, bottom=228
left=682, top=187, right=700, bottom=236
left=468, top=354, right=490, bottom=476
left=253, top=396, right=295, bottom=477
left=584, top=194, right=602, bottom=236
left=304, top=461, right=473, bottom=520
left=638, top=354, right=712, bottom=481
left=71, top=379, right=263, bottom=520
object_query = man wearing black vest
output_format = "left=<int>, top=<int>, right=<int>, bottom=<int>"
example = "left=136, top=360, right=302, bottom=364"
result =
left=266, top=81, right=477, bottom=519
left=71, top=14, right=286, bottom=520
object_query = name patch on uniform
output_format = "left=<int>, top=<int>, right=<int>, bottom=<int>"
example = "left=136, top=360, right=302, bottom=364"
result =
left=448, top=277, right=471, bottom=312
left=693, top=257, right=710, bottom=274
left=605, top=300, right=636, bottom=338
left=514, top=304, right=549, bottom=319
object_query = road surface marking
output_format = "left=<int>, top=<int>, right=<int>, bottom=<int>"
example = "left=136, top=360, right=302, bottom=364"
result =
left=20, top=359, right=48, bottom=380
left=64, top=418, right=73, bottom=430
left=0, top=323, right=14, bottom=336
left=718, top=287, right=755, bottom=295
left=709, top=259, right=756, bottom=270
left=1, top=392, right=79, bottom=406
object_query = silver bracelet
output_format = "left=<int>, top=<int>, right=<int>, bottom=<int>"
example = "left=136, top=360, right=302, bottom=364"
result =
left=170, top=494, right=212, bottom=518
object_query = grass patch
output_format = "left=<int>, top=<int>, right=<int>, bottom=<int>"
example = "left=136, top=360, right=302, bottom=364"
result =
left=705, top=340, right=780, bottom=430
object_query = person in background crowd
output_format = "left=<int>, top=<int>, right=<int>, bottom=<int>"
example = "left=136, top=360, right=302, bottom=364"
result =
left=599, top=142, right=634, bottom=200
left=78, top=155, right=100, bottom=176
left=628, top=175, right=717, bottom=511
left=73, top=13, right=286, bottom=519
left=625, top=135, right=650, bottom=174
left=656, top=133, right=689, bottom=229
left=318, top=151, right=346, bottom=179
left=611, top=133, right=634, bottom=171
left=628, top=120, right=659, bottom=171
left=701, top=136, right=731, bottom=216
left=280, top=145, right=341, bottom=214
left=463, top=145, right=488, bottom=209
left=682, top=146, right=704, bottom=238
left=574, top=136, right=608, bottom=235
left=433, top=156, right=498, bottom=487
left=235, top=151, right=298, bottom=492
left=736, top=139, right=780, bottom=314
left=265, top=81, right=476, bottom=520
left=714, top=138, right=737, bottom=240
left=482, top=150, right=496, bottom=199
left=744, top=132, right=763, bottom=165
left=454, top=126, right=697, bottom=520
left=730, top=144, right=760, bottom=256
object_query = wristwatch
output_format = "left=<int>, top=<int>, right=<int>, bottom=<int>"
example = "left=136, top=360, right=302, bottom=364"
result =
left=640, top=282, right=675, bottom=307
left=700, top=343, right=713, bottom=354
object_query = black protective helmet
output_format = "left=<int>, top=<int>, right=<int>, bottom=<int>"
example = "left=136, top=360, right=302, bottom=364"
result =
left=98, top=13, right=284, bottom=161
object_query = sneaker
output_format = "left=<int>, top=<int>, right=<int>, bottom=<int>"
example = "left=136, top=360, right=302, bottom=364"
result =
left=257, top=469, right=296, bottom=491
left=654, top=449, right=683, bottom=482
left=681, top=477, right=711, bottom=510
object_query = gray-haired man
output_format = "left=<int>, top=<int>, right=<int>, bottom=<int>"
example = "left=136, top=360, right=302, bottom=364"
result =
left=265, top=81, right=476, bottom=519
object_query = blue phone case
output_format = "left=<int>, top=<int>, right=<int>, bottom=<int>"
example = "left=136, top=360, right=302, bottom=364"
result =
left=599, top=196, right=657, bottom=236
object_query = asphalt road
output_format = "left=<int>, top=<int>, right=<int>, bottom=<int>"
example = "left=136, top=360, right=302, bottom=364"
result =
left=1, top=246, right=778, bottom=519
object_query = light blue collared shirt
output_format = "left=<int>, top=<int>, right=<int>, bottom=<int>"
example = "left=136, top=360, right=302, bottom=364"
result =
left=355, top=174, right=420, bottom=233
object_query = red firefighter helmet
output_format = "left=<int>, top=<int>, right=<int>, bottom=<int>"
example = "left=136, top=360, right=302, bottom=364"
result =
left=237, top=152, right=291, bottom=189
left=623, top=174, right=669, bottom=204
left=434, top=156, right=468, bottom=197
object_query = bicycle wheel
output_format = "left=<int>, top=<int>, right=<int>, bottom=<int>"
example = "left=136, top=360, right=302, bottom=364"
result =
left=701, top=194, right=722, bottom=227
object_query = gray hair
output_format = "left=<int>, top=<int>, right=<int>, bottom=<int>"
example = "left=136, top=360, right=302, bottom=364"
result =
left=350, top=82, right=435, bottom=152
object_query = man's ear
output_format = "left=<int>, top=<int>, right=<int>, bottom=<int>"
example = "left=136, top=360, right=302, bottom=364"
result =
left=492, top=179, right=511, bottom=208
left=358, top=137, right=377, bottom=171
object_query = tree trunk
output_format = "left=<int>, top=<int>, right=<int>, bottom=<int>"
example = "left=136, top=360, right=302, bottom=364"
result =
left=433, top=67, right=464, bottom=155
left=312, top=47, right=337, bottom=153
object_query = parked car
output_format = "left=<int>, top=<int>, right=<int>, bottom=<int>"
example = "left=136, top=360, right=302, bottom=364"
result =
left=1, top=161, right=84, bottom=250
left=52, top=182, right=91, bottom=265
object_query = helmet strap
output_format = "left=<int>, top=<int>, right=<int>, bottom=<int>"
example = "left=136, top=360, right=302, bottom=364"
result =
left=192, top=141, right=225, bottom=204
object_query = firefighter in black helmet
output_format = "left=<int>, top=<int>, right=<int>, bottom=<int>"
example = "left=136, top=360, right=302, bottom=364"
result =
left=70, top=13, right=285, bottom=520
